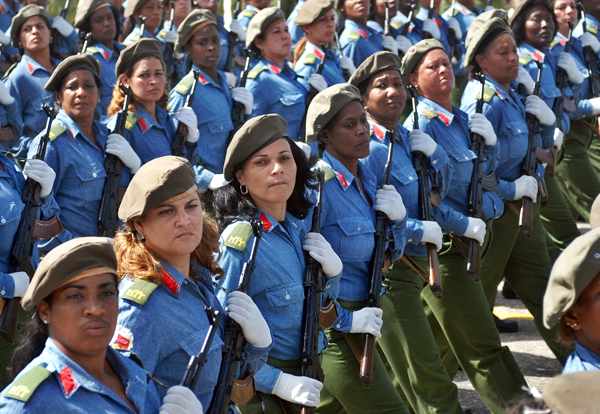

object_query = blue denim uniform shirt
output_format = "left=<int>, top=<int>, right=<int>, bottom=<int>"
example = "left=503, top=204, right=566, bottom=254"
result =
left=414, top=7, right=452, bottom=56
left=563, top=341, right=600, bottom=374
left=122, top=25, right=158, bottom=46
left=217, top=15, right=231, bottom=72
left=0, top=100, right=20, bottom=152
left=0, top=0, right=20, bottom=32
left=573, top=13, right=600, bottom=42
left=287, top=0, right=306, bottom=49
left=340, top=19, right=384, bottom=68
left=294, top=42, right=346, bottom=90
left=218, top=210, right=340, bottom=394
left=0, top=338, right=161, bottom=413
left=367, top=20, right=424, bottom=47
left=237, top=4, right=260, bottom=29
left=440, top=2, right=482, bottom=34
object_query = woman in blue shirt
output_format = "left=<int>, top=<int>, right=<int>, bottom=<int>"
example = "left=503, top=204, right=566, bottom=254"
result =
left=120, top=0, right=163, bottom=44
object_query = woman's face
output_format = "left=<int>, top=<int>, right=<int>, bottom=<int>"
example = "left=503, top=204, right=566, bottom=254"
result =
left=235, top=138, right=297, bottom=212
left=195, top=0, right=220, bottom=15
left=567, top=273, right=600, bottom=355
left=89, top=5, right=117, bottom=45
left=185, top=24, right=221, bottom=71
left=374, top=0, right=398, bottom=19
left=19, top=16, right=50, bottom=53
left=248, top=0, right=271, bottom=9
left=302, top=9, right=336, bottom=45
left=38, top=273, right=119, bottom=359
left=553, top=0, right=578, bottom=30
left=255, top=21, right=292, bottom=63
left=56, top=70, right=99, bottom=122
left=341, top=0, right=370, bottom=22
left=475, top=33, right=520, bottom=87
left=171, top=0, right=192, bottom=21
left=139, top=0, right=163, bottom=30
left=122, top=57, right=165, bottom=105
left=409, top=48, right=454, bottom=101
left=523, top=5, right=555, bottom=50
left=320, top=100, right=370, bottom=164
left=363, top=69, right=406, bottom=126
left=134, top=191, right=204, bottom=261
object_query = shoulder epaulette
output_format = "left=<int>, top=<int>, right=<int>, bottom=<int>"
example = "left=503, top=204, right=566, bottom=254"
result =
left=243, top=10, right=254, bottom=17
left=519, top=54, right=533, bottom=65
left=49, top=124, right=67, bottom=142
left=390, top=21, right=403, bottom=30
left=477, top=86, right=497, bottom=103
left=4, top=365, right=51, bottom=402
left=420, top=109, right=438, bottom=120
left=121, top=279, right=159, bottom=306
left=317, top=165, right=336, bottom=183
left=125, top=111, right=138, bottom=131
left=2, top=63, right=17, bottom=80
left=86, top=46, right=100, bottom=54
left=174, top=75, right=195, bottom=95
left=158, top=29, right=167, bottom=38
left=247, top=66, right=267, bottom=79
left=549, top=39, right=560, bottom=48
left=588, top=26, right=598, bottom=35
left=224, top=221, right=253, bottom=252
left=348, top=31, right=360, bottom=40
left=303, top=53, right=316, bottom=65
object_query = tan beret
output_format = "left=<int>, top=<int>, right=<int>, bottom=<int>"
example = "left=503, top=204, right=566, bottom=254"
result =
left=11, top=5, right=50, bottom=48
left=400, top=39, right=446, bottom=86
left=115, top=38, right=164, bottom=76
left=223, top=114, right=288, bottom=181
left=74, top=0, right=110, bottom=28
left=246, top=7, right=286, bottom=48
left=293, top=0, right=334, bottom=26
left=175, top=9, right=218, bottom=54
left=543, top=371, right=600, bottom=414
left=590, top=194, right=600, bottom=229
left=543, top=228, right=600, bottom=329
left=463, top=16, right=508, bottom=67
left=124, top=0, right=151, bottom=18
left=349, top=51, right=402, bottom=90
left=45, top=54, right=102, bottom=92
left=22, top=237, right=117, bottom=311
left=119, top=156, right=197, bottom=222
left=305, top=83, right=361, bottom=144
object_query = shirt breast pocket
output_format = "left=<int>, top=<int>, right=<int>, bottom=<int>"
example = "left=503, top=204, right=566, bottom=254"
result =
left=278, top=92, right=305, bottom=122
left=391, top=167, right=419, bottom=209
left=31, top=96, right=55, bottom=133
left=74, top=164, right=107, bottom=200
left=0, top=200, right=21, bottom=255
left=505, top=121, right=529, bottom=160
left=265, top=283, right=304, bottom=308
left=541, top=84, right=561, bottom=101
left=445, top=145, right=476, bottom=185
left=335, top=217, right=375, bottom=262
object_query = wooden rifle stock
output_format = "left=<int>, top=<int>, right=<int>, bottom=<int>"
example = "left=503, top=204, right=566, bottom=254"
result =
left=427, top=243, right=442, bottom=297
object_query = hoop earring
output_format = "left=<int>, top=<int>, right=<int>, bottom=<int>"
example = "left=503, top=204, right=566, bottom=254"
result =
left=240, top=185, right=249, bottom=195
left=140, top=233, right=146, bottom=243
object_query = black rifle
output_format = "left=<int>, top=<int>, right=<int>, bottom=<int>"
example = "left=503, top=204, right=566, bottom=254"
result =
left=552, top=22, right=574, bottom=128
left=359, top=130, right=394, bottom=389
left=80, top=32, right=92, bottom=54
left=422, top=0, right=435, bottom=39
left=51, top=0, right=72, bottom=58
left=466, top=73, right=486, bottom=282
left=299, top=170, right=325, bottom=414
left=164, top=3, right=176, bottom=89
left=398, top=4, right=417, bottom=59
left=207, top=220, right=263, bottom=414
left=180, top=307, right=222, bottom=390
left=230, top=49, right=253, bottom=141
left=225, top=0, right=243, bottom=73
left=139, top=16, right=147, bottom=39
left=408, top=85, right=442, bottom=298
left=0, top=105, right=58, bottom=344
left=580, top=4, right=600, bottom=99
left=519, top=61, right=543, bottom=238
left=298, top=44, right=327, bottom=142
left=334, top=32, right=351, bottom=81
left=98, top=84, right=132, bottom=237
left=172, top=70, right=201, bottom=157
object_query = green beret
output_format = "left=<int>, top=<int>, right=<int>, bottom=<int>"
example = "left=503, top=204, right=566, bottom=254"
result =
left=463, top=16, right=508, bottom=68
left=293, top=0, right=334, bottom=26
left=305, top=83, right=361, bottom=144
left=543, top=228, right=600, bottom=329
left=400, top=39, right=446, bottom=86
left=590, top=194, right=600, bottom=229
left=119, top=156, right=197, bottom=222
left=223, top=114, right=288, bottom=181
left=45, top=54, right=101, bottom=92
left=115, top=38, right=164, bottom=76
left=22, top=237, right=117, bottom=311
left=74, top=0, right=110, bottom=28
left=124, top=0, right=151, bottom=18
left=175, top=9, right=218, bottom=54
left=246, top=7, right=286, bottom=48
left=11, top=5, right=50, bottom=48
left=543, top=371, right=600, bottom=414
left=349, top=51, right=402, bottom=90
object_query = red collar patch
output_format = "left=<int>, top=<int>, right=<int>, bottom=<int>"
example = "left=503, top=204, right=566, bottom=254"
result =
left=559, top=38, right=566, bottom=47
left=434, top=17, right=442, bottom=27
left=372, top=124, right=384, bottom=141
left=358, top=28, right=368, bottom=39
left=138, top=117, right=148, bottom=132
left=532, top=50, right=544, bottom=62
left=101, top=49, right=110, bottom=61
left=114, top=333, right=131, bottom=350
left=0, top=4, right=6, bottom=14
left=438, top=112, right=450, bottom=126
left=495, top=87, right=504, bottom=99
left=313, top=47, right=324, bottom=61
left=26, top=62, right=34, bottom=74
left=268, top=64, right=281, bottom=75
left=59, top=366, right=77, bottom=395
left=161, top=268, right=179, bottom=295
left=259, top=212, right=272, bottom=232
left=198, top=73, right=208, bottom=85
left=337, top=172, right=349, bottom=189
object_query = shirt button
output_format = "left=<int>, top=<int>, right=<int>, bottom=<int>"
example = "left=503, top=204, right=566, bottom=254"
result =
left=518, top=129, right=522, bottom=133
left=357, top=225, right=361, bottom=231
left=92, top=172, right=97, bottom=178
left=432, top=160, right=437, bottom=164
left=285, top=293, right=290, bottom=300
left=1, top=290, right=5, bottom=295
left=408, top=238, right=412, bottom=242
left=408, top=176, right=413, bottom=180
left=464, top=156, right=469, bottom=160
left=0, top=218, right=5, bottom=224
left=336, top=324, right=341, bottom=329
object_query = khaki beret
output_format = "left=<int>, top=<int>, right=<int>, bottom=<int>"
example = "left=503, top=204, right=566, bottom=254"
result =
left=543, top=228, right=600, bottom=329
left=223, top=114, right=288, bottom=181
left=543, top=371, right=600, bottom=414
left=119, top=156, right=197, bottom=222
left=74, top=0, right=110, bottom=28
left=11, top=5, right=50, bottom=48
left=246, top=7, right=286, bottom=48
left=293, top=0, right=334, bottom=26
left=400, top=39, right=446, bottom=86
left=175, top=9, right=218, bottom=54
left=590, top=194, right=600, bottom=229
left=463, top=16, right=509, bottom=68
left=22, top=237, right=117, bottom=311
left=45, top=54, right=102, bottom=92
left=349, top=51, right=402, bottom=90
left=115, top=38, right=164, bottom=76
left=305, top=83, right=361, bottom=144
left=124, top=0, right=151, bottom=18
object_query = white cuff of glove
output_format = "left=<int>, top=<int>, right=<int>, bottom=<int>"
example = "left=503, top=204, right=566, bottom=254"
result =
left=272, top=373, right=323, bottom=407
left=208, top=173, right=231, bottom=190
left=339, top=56, right=356, bottom=75
left=421, top=221, right=443, bottom=251
left=581, top=32, right=600, bottom=53
left=228, top=19, right=247, bottom=41
left=302, top=232, right=343, bottom=277
left=105, top=133, right=142, bottom=174
left=164, top=30, right=177, bottom=44
left=225, top=71, right=237, bottom=88
left=160, top=386, right=204, bottom=414
left=557, top=52, right=584, bottom=84
left=516, top=66, right=535, bottom=96
left=422, top=19, right=441, bottom=40
left=395, top=35, right=412, bottom=54
left=374, top=185, right=406, bottom=221
left=175, top=107, right=200, bottom=143
left=463, top=217, right=486, bottom=246
left=308, top=73, right=327, bottom=92
left=525, top=95, right=556, bottom=126
left=553, top=128, right=564, bottom=150
left=9, top=272, right=30, bottom=298
left=513, top=175, right=538, bottom=201
left=469, top=113, right=497, bottom=146
left=408, top=129, right=437, bottom=157
left=231, top=87, right=253, bottom=115
left=350, top=307, right=383, bottom=337
left=381, top=36, right=398, bottom=55
left=447, top=17, right=462, bottom=40
left=0, top=79, right=15, bottom=105
left=51, top=15, right=75, bottom=37
left=0, top=30, right=9, bottom=46
left=589, top=97, right=600, bottom=116
left=226, top=290, right=272, bottom=348
left=23, top=159, right=56, bottom=198
left=295, top=141, right=311, bottom=159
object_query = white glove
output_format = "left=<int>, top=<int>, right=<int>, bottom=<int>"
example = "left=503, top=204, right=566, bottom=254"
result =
left=164, top=30, right=177, bottom=44
left=408, top=129, right=437, bottom=157
left=588, top=97, right=600, bottom=116
left=9, top=272, right=29, bottom=298
left=23, top=159, right=56, bottom=198
left=302, top=232, right=343, bottom=277
left=374, top=184, right=406, bottom=221
left=557, top=52, right=584, bottom=84
left=174, top=50, right=184, bottom=60
left=484, top=5, right=495, bottom=11
left=447, top=17, right=462, bottom=40
left=159, top=386, right=203, bottom=414
left=350, top=307, right=383, bottom=337
left=175, top=107, right=200, bottom=143
left=228, top=19, right=247, bottom=41
left=225, top=290, right=272, bottom=348
left=339, top=56, right=356, bottom=75
left=422, top=19, right=441, bottom=40
left=0, top=80, right=15, bottom=105
left=208, top=173, right=230, bottom=190
left=580, top=32, right=600, bottom=53
left=105, top=133, right=142, bottom=174
left=421, top=221, right=443, bottom=251
left=51, top=15, right=75, bottom=37
left=513, top=175, right=538, bottom=201
left=381, top=35, right=398, bottom=55
left=525, top=95, right=556, bottom=126
left=231, top=87, right=254, bottom=115
left=308, top=73, right=327, bottom=92
left=0, top=30, right=9, bottom=46
left=469, top=113, right=497, bottom=146
left=515, top=66, right=535, bottom=95
left=296, top=141, right=311, bottom=159
left=553, top=128, right=564, bottom=150
left=225, top=71, right=237, bottom=88
left=463, top=217, right=486, bottom=246
left=272, top=372, right=322, bottom=407
left=395, top=35, right=412, bottom=54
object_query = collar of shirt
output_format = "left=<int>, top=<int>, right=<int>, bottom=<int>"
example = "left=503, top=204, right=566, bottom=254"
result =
left=306, top=41, right=326, bottom=62
left=452, top=2, right=476, bottom=16
left=488, top=75, right=527, bottom=116
left=258, top=58, right=297, bottom=80
left=158, top=259, right=215, bottom=299
left=55, top=109, right=108, bottom=151
left=518, top=43, right=546, bottom=63
left=367, top=20, right=384, bottom=35
left=574, top=341, right=600, bottom=369
left=0, top=0, right=19, bottom=14
left=191, top=64, right=229, bottom=91
left=368, top=120, right=411, bottom=154
left=322, top=150, right=377, bottom=195
left=417, top=95, right=456, bottom=126
left=89, top=41, right=122, bottom=61
left=20, top=54, right=59, bottom=75
left=246, top=4, right=260, bottom=13
left=344, top=19, right=373, bottom=40
left=133, top=104, right=169, bottom=134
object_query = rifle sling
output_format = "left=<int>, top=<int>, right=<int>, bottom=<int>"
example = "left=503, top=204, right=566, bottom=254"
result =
left=399, top=254, right=429, bottom=283
left=448, top=234, right=468, bottom=260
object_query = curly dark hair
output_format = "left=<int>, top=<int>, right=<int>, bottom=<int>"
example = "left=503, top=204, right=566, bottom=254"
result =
left=511, top=0, right=558, bottom=47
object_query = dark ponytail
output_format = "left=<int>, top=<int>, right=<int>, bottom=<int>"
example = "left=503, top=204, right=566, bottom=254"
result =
left=7, top=310, right=50, bottom=383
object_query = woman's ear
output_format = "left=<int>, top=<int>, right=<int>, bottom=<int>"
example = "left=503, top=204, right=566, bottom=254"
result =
left=132, top=218, right=144, bottom=236
left=475, top=53, right=486, bottom=72
left=235, top=170, right=245, bottom=187
left=563, top=308, right=582, bottom=331
left=318, top=129, right=331, bottom=145
left=37, top=301, right=50, bottom=325
left=408, top=72, right=418, bottom=90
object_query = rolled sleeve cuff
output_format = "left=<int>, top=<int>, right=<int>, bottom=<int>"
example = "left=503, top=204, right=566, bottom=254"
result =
left=332, top=302, right=353, bottom=333
left=496, top=178, right=516, bottom=200
left=0, top=273, right=15, bottom=298
left=428, top=144, right=448, bottom=172
left=254, top=364, right=282, bottom=394
left=405, top=218, right=424, bottom=245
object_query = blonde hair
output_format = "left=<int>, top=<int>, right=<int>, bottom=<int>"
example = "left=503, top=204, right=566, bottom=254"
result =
left=292, top=37, right=308, bottom=68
